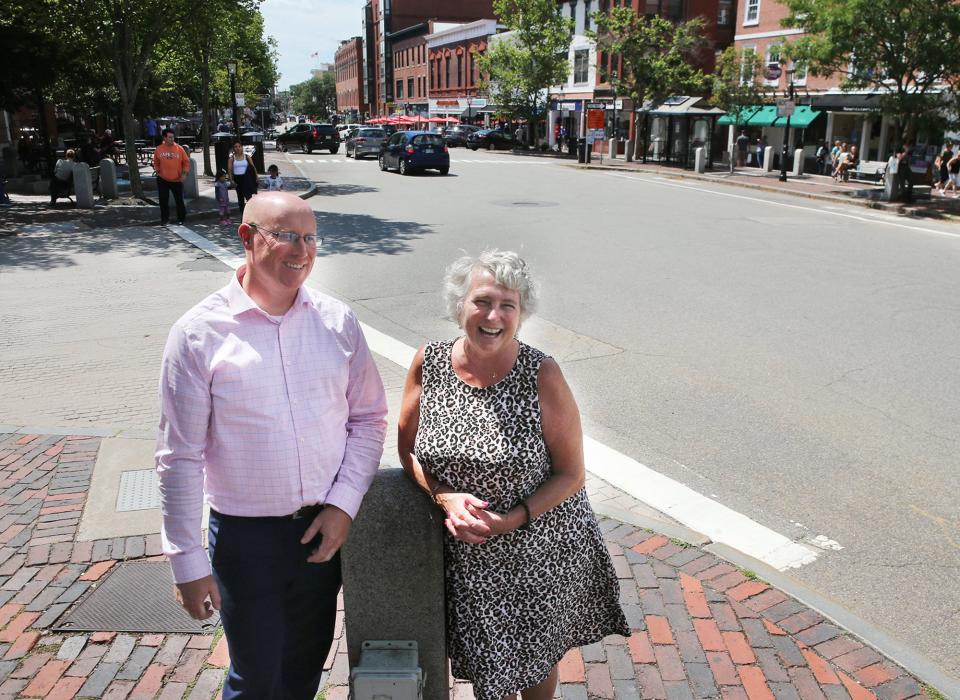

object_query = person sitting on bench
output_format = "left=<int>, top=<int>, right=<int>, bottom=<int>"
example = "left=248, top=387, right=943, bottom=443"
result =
left=836, top=145, right=858, bottom=182
left=50, top=149, right=76, bottom=204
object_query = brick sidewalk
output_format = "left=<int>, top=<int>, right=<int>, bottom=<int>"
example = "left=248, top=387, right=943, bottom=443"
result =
left=0, top=432, right=929, bottom=699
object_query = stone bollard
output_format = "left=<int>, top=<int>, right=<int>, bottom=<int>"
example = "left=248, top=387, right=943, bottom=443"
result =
left=608, top=138, right=617, bottom=159
left=99, top=159, right=118, bottom=199
left=694, top=147, right=705, bottom=173
left=625, top=140, right=634, bottom=162
left=763, top=146, right=775, bottom=172
left=884, top=155, right=899, bottom=201
left=73, top=162, right=95, bottom=208
left=183, top=157, right=199, bottom=199
left=342, top=469, right=448, bottom=700
left=792, top=148, right=804, bottom=177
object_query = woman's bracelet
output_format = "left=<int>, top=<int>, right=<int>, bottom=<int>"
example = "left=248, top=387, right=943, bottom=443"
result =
left=429, top=481, right=445, bottom=506
left=519, top=500, right=532, bottom=530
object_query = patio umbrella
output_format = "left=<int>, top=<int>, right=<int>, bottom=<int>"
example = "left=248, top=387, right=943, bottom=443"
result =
left=442, top=116, right=460, bottom=124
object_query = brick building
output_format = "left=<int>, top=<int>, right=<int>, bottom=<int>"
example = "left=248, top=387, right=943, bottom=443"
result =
left=362, top=0, right=496, bottom=116
left=426, top=19, right=500, bottom=123
left=335, top=38, right=368, bottom=119
left=391, top=25, right=431, bottom=117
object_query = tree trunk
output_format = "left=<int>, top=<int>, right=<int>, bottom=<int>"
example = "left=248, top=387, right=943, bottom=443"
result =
left=120, top=99, right=143, bottom=199
left=201, top=53, right=212, bottom=176
left=35, top=87, right=55, bottom=177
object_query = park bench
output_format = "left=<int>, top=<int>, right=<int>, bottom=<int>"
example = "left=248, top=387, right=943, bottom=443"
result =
left=847, top=159, right=886, bottom=184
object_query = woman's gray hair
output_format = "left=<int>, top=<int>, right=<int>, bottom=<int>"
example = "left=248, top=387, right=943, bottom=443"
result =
left=443, top=249, right=539, bottom=326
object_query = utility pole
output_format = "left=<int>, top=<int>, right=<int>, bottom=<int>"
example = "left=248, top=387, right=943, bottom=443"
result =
left=778, top=67, right=796, bottom=182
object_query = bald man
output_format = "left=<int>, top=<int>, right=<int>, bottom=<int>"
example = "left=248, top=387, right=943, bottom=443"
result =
left=156, top=193, right=387, bottom=699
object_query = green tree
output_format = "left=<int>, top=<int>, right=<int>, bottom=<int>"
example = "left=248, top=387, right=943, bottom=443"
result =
left=290, top=74, right=336, bottom=120
left=477, top=0, right=572, bottom=148
left=590, top=8, right=708, bottom=160
left=709, top=46, right=767, bottom=172
left=781, top=0, right=960, bottom=142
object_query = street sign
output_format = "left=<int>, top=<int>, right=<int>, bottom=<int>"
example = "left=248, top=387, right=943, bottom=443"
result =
left=764, top=63, right=782, bottom=81
left=587, top=109, right=605, bottom=130
left=586, top=102, right=606, bottom=109
left=776, top=99, right=795, bottom=117
left=235, top=93, right=245, bottom=107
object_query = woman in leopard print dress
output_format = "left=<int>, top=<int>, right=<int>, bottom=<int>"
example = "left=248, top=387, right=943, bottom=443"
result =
left=398, top=250, right=628, bottom=700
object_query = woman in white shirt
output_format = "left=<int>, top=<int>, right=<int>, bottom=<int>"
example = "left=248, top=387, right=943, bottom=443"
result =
left=227, top=141, right=258, bottom=215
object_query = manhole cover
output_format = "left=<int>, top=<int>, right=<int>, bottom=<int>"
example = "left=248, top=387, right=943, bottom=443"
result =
left=117, top=469, right=160, bottom=512
left=490, top=200, right=559, bottom=208
left=54, top=561, right=219, bottom=633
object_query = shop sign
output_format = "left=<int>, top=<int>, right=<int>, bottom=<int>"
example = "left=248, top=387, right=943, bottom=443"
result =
left=776, top=99, right=795, bottom=117
left=586, top=109, right=605, bottom=129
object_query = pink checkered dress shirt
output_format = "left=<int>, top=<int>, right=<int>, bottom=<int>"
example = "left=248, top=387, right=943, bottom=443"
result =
left=156, top=268, right=388, bottom=584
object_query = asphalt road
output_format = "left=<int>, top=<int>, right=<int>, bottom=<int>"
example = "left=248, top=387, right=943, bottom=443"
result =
left=277, top=147, right=960, bottom=677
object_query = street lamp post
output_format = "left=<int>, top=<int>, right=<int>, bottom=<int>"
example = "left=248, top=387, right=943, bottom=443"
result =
left=227, top=61, right=240, bottom=134
left=778, top=67, right=796, bottom=182
left=466, top=95, right=473, bottom=125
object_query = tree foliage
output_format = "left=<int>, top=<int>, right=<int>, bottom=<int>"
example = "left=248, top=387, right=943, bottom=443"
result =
left=477, top=0, right=572, bottom=146
left=290, top=73, right=336, bottom=120
left=710, top=46, right=768, bottom=171
left=590, top=8, right=708, bottom=158
left=781, top=0, right=960, bottom=140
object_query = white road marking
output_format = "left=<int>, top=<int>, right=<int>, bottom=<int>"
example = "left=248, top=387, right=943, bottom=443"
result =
left=165, top=224, right=824, bottom=572
left=603, top=172, right=960, bottom=240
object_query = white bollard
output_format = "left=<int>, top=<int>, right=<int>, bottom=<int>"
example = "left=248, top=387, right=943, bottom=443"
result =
left=608, top=138, right=616, bottom=159
left=183, top=157, right=199, bottom=199
left=792, top=148, right=804, bottom=177
left=695, top=147, right=705, bottom=173
left=763, top=146, right=775, bottom=172
left=73, top=162, right=95, bottom=208
left=99, top=159, right=117, bottom=198
left=625, top=140, right=634, bottom=162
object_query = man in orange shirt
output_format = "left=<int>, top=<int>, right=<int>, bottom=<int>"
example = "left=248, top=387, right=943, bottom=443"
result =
left=153, top=128, right=192, bottom=225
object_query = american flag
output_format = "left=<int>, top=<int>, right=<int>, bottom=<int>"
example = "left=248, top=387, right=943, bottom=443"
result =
left=311, top=52, right=318, bottom=58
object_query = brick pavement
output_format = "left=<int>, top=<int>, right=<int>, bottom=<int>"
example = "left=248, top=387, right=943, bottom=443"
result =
left=0, top=431, right=932, bottom=699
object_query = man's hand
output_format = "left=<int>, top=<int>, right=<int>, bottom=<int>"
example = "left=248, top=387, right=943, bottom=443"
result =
left=301, top=506, right=352, bottom=563
left=175, top=575, right=221, bottom=620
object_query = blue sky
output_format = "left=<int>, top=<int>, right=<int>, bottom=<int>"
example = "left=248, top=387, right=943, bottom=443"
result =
left=261, top=0, right=368, bottom=90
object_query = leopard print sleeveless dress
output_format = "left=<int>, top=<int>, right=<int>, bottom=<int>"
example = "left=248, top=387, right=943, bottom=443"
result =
left=415, top=340, right=629, bottom=700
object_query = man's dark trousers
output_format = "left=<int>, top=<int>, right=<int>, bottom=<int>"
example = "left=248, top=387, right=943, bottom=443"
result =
left=157, top=178, right=186, bottom=224
left=208, top=510, right=341, bottom=700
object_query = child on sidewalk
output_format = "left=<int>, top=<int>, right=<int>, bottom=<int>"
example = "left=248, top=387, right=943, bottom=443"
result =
left=214, top=169, right=231, bottom=224
left=265, top=164, right=284, bottom=191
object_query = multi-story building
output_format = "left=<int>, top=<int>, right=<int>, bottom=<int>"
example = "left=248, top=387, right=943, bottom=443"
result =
left=391, top=24, right=431, bottom=118
left=548, top=0, right=734, bottom=153
left=426, top=19, right=501, bottom=123
left=730, top=0, right=946, bottom=164
left=362, top=0, right=496, bottom=116
left=335, top=38, right=368, bottom=119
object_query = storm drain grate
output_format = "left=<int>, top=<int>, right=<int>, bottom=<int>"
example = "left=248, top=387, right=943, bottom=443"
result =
left=54, top=561, right=219, bottom=633
left=116, top=469, right=160, bottom=512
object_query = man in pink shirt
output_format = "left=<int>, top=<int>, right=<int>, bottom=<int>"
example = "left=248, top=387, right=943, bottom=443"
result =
left=156, top=192, right=387, bottom=699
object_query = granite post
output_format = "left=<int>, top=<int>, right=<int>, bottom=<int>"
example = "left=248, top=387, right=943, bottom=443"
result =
left=342, top=468, right=448, bottom=700
left=99, top=158, right=117, bottom=198
left=183, top=157, right=199, bottom=199
left=73, top=162, right=95, bottom=208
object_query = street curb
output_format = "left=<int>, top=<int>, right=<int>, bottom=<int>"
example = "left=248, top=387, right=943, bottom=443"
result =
left=573, top=163, right=960, bottom=222
left=596, top=501, right=959, bottom=697
left=705, top=542, right=960, bottom=699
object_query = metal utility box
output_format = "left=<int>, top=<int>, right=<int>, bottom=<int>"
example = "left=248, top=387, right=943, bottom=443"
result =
left=350, top=640, right=423, bottom=700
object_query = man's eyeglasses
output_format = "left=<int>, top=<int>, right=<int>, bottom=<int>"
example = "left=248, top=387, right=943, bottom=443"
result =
left=248, top=223, right=322, bottom=247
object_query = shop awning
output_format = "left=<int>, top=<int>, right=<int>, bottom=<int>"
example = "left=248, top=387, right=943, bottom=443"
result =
left=718, top=105, right=822, bottom=128
left=770, top=105, right=822, bottom=128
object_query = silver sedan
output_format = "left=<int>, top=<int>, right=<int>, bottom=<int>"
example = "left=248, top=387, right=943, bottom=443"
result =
left=345, top=128, right=388, bottom=159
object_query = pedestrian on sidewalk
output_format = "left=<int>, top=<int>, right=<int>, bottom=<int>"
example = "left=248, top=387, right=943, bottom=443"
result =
left=214, top=169, right=231, bottom=223
left=832, top=142, right=849, bottom=180
left=153, top=128, right=191, bottom=225
left=735, top=130, right=749, bottom=167
left=228, top=140, right=258, bottom=216
left=815, top=141, right=829, bottom=175
left=398, top=250, right=629, bottom=700
left=144, top=115, right=158, bottom=146
left=896, top=143, right=914, bottom=202
left=934, top=141, right=953, bottom=194
left=156, top=191, right=388, bottom=700
left=944, top=149, right=960, bottom=197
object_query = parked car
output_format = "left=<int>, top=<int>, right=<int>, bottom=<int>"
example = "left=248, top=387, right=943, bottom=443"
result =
left=467, top=128, right=515, bottom=151
left=337, top=123, right=361, bottom=143
left=275, top=123, right=340, bottom=153
left=379, top=130, right=450, bottom=175
left=443, top=124, right=480, bottom=147
left=346, top=128, right=388, bottom=159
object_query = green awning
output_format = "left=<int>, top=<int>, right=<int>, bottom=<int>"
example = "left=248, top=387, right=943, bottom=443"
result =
left=718, top=105, right=822, bottom=128
left=770, top=105, right=822, bottom=128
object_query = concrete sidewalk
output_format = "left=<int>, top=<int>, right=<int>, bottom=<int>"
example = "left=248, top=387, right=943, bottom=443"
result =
left=0, top=427, right=941, bottom=700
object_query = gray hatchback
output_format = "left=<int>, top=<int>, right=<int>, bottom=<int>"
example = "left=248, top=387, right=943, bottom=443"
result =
left=345, top=128, right=387, bottom=159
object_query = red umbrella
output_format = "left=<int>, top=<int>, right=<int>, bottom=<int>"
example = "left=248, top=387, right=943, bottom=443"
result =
left=443, top=116, right=460, bottom=124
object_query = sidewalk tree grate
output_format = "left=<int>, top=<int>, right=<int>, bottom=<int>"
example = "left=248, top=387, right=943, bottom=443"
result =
left=116, top=469, right=161, bottom=512
left=54, top=561, right=220, bottom=634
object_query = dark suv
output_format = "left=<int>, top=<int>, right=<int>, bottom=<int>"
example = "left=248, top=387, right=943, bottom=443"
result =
left=443, top=125, right=480, bottom=147
left=276, top=123, right=340, bottom=154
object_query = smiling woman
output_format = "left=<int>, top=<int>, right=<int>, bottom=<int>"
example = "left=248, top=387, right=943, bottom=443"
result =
left=397, top=250, right=629, bottom=700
